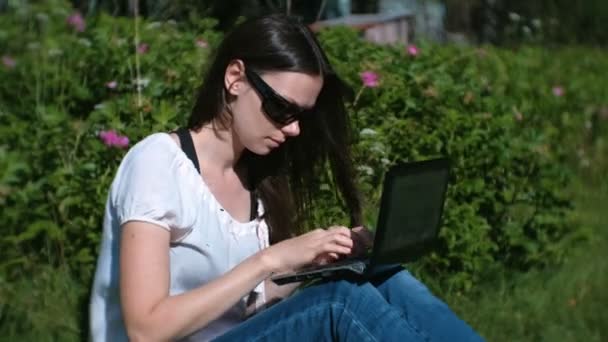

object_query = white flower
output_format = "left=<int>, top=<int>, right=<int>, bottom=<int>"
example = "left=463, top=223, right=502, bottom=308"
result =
left=94, top=103, right=106, bottom=110
left=522, top=26, right=531, bottom=36
left=370, top=142, right=386, bottom=155
left=133, top=77, right=150, bottom=88
left=78, top=38, right=92, bottom=47
left=48, top=48, right=63, bottom=57
left=532, top=18, right=542, bottom=29
left=36, top=13, right=49, bottom=22
left=27, top=42, right=41, bottom=50
left=576, top=148, right=585, bottom=157
left=145, top=22, right=162, bottom=30
left=381, top=158, right=390, bottom=166
left=508, top=12, right=521, bottom=22
left=357, top=165, right=374, bottom=177
left=360, top=128, right=378, bottom=137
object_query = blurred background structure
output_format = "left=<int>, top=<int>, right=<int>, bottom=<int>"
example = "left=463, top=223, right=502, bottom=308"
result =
left=1, top=1, right=607, bottom=341
left=58, top=0, right=608, bottom=45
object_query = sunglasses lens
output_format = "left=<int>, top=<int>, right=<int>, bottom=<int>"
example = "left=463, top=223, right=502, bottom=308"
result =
left=263, top=99, right=298, bottom=125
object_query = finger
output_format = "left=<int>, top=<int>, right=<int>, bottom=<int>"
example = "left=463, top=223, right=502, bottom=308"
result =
left=327, top=226, right=352, bottom=236
left=325, top=233, right=354, bottom=248
left=310, top=226, right=350, bottom=244
left=308, top=228, right=326, bottom=238
left=317, top=241, right=352, bottom=256
left=330, top=227, right=353, bottom=243
left=312, top=252, right=340, bottom=266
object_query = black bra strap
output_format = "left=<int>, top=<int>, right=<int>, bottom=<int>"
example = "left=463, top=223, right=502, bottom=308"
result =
left=174, top=127, right=258, bottom=220
left=175, top=127, right=200, bottom=174
left=250, top=190, right=258, bottom=220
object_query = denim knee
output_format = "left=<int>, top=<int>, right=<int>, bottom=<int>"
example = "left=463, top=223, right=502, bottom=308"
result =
left=321, top=279, right=368, bottom=302
left=313, top=279, right=397, bottom=317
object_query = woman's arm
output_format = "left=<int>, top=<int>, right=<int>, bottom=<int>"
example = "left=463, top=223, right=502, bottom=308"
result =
left=120, top=222, right=354, bottom=341
left=246, top=226, right=375, bottom=316
left=120, top=221, right=274, bottom=341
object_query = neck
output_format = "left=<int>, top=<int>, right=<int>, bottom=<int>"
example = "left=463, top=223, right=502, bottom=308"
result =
left=191, top=121, right=245, bottom=174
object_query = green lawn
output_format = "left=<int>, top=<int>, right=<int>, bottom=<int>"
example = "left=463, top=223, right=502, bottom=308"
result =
left=446, top=170, right=608, bottom=342
left=1, top=166, right=606, bottom=341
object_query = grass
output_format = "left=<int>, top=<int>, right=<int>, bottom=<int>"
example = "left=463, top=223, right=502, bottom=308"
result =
left=0, top=264, right=87, bottom=342
left=1, top=164, right=606, bottom=341
left=446, top=167, right=608, bottom=341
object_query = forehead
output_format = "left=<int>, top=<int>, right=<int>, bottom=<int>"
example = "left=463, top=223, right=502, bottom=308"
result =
left=260, top=71, right=323, bottom=108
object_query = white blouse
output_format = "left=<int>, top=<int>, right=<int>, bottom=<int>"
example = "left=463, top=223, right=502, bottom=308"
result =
left=89, top=133, right=269, bottom=342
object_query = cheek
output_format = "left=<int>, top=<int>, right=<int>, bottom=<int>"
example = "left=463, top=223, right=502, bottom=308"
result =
left=231, top=97, right=274, bottom=145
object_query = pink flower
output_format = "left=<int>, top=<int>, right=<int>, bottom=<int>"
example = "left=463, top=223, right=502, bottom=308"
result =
left=407, top=44, right=419, bottom=57
left=137, top=43, right=149, bottom=54
left=2, top=55, right=16, bottom=69
left=195, top=39, right=208, bottom=48
left=66, top=12, right=86, bottom=32
left=105, top=80, right=117, bottom=89
left=99, top=130, right=129, bottom=148
left=360, top=71, right=379, bottom=88
left=552, top=86, right=565, bottom=97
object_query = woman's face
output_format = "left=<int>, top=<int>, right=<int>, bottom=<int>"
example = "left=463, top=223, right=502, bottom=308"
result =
left=227, top=63, right=323, bottom=155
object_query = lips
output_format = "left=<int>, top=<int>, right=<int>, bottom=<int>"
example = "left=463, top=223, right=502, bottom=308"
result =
left=270, top=137, right=285, bottom=145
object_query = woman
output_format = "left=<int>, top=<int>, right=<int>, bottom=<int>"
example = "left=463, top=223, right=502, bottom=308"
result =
left=90, top=14, right=484, bottom=341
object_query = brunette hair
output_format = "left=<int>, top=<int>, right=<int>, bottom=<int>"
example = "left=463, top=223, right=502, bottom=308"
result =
left=188, top=14, right=361, bottom=243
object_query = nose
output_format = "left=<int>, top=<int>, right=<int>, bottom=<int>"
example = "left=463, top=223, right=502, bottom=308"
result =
left=281, top=120, right=300, bottom=137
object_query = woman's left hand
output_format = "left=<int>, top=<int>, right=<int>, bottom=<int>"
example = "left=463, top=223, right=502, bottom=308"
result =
left=310, top=226, right=374, bottom=266
left=350, top=226, right=374, bottom=257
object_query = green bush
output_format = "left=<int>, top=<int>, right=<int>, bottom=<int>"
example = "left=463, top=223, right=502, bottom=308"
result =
left=1, top=1, right=607, bottom=337
left=314, top=28, right=602, bottom=289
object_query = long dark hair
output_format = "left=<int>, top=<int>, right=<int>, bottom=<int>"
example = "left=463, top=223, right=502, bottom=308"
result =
left=188, top=14, right=361, bottom=243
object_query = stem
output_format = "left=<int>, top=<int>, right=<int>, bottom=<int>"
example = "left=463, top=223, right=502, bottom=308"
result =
left=133, top=0, right=143, bottom=124
left=353, top=85, right=365, bottom=107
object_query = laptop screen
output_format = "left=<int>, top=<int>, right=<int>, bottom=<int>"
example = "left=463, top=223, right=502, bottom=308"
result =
left=372, top=159, right=449, bottom=264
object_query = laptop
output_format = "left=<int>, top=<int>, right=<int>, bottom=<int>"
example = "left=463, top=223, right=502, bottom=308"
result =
left=270, top=158, right=450, bottom=285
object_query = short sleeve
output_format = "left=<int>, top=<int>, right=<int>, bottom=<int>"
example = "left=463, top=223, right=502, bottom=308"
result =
left=110, top=134, right=195, bottom=241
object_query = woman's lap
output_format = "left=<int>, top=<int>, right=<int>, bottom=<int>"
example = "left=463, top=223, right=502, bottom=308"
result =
left=213, top=268, right=484, bottom=342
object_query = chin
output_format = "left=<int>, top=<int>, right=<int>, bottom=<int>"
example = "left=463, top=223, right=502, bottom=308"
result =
left=248, top=145, right=274, bottom=156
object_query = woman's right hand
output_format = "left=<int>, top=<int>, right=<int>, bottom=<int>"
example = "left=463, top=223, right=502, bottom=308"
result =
left=260, top=226, right=354, bottom=273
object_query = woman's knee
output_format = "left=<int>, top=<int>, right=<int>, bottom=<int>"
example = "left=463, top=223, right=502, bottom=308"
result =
left=380, top=270, right=429, bottom=292
left=310, top=279, right=380, bottom=306
left=318, top=279, right=363, bottom=299
left=382, top=270, right=451, bottom=310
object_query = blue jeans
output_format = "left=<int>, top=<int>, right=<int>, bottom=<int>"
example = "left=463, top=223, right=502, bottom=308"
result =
left=214, top=267, right=484, bottom=341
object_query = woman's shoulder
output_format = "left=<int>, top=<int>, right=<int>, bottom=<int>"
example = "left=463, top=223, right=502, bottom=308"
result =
left=122, top=132, right=181, bottom=166
left=130, top=132, right=177, bottom=154
left=110, top=132, right=188, bottom=186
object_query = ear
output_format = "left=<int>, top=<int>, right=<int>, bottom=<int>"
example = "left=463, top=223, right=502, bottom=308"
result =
left=224, top=59, right=246, bottom=96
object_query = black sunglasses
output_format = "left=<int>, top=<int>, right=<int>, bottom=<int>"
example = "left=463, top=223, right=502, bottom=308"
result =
left=244, top=67, right=315, bottom=126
